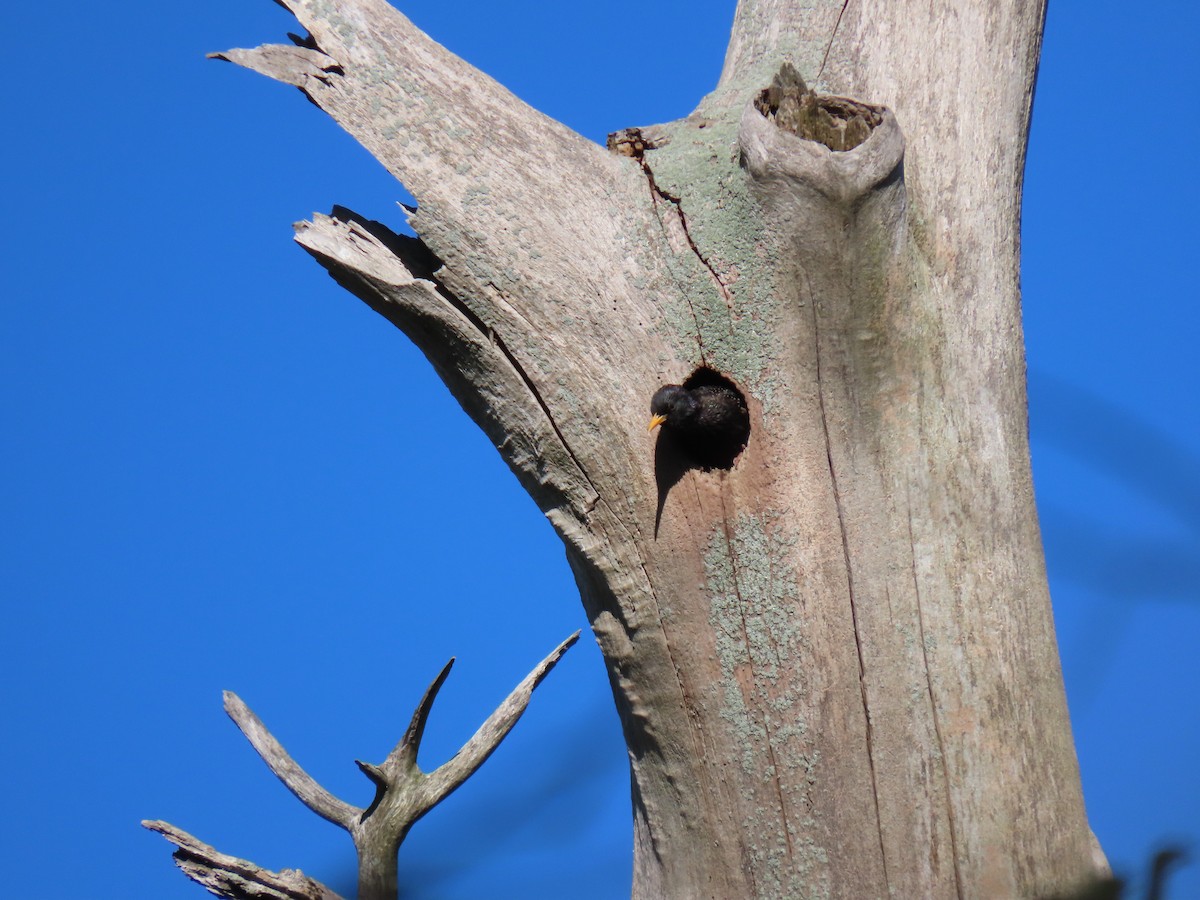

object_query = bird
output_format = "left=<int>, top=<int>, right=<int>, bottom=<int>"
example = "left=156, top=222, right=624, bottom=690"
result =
left=648, top=380, right=750, bottom=470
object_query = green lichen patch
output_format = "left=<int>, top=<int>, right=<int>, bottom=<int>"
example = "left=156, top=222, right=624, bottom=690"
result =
left=636, top=113, right=789, bottom=414
left=703, top=513, right=832, bottom=896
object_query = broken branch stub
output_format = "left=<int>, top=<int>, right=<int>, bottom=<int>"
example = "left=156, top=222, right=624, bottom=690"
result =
left=142, top=820, right=343, bottom=900
left=754, top=62, right=881, bottom=151
left=739, top=63, right=903, bottom=207
left=148, top=632, right=579, bottom=900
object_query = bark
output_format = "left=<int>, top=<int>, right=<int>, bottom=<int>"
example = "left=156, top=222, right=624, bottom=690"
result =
left=211, top=1, right=1102, bottom=897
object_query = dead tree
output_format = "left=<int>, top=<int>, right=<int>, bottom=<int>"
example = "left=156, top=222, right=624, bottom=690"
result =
left=198, top=0, right=1106, bottom=896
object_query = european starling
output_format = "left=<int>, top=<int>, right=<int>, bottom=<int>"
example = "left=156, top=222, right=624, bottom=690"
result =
left=648, top=382, right=750, bottom=469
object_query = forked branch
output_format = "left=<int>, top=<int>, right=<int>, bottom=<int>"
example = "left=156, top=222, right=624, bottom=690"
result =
left=146, top=632, right=580, bottom=900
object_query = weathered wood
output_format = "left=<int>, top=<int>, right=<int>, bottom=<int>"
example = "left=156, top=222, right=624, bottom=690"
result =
left=210, top=1, right=1102, bottom=897
left=143, top=820, right=343, bottom=900
left=151, top=633, right=578, bottom=899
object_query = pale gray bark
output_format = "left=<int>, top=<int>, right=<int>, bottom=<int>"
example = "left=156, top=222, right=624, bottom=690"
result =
left=204, top=1, right=1103, bottom=897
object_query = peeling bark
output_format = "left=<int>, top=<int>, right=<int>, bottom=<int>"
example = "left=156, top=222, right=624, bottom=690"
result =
left=206, top=1, right=1103, bottom=897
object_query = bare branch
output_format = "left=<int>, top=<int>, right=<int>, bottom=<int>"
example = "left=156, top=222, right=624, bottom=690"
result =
left=207, top=44, right=339, bottom=87
left=387, top=657, right=454, bottom=772
left=210, top=4, right=667, bottom=516
left=142, top=820, right=343, bottom=900
left=152, top=635, right=579, bottom=899
left=293, top=209, right=601, bottom=535
left=422, top=631, right=581, bottom=806
left=346, top=631, right=580, bottom=898
left=223, top=691, right=359, bottom=828
left=210, top=0, right=618, bottom=279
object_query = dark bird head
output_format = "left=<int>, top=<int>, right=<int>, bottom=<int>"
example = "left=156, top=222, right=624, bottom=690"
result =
left=648, top=384, right=699, bottom=432
left=648, top=375, right=750, bottom=471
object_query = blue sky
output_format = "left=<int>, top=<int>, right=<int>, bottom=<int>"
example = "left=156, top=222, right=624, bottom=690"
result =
left=2, top=1, right=1197, bottom=898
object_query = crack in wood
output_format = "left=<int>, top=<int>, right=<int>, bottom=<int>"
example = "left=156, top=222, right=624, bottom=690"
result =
left=318, top=218, right=672, bottom=635
left=615, top=132, right=738, bottom=359
left=806, top=268, right=891, bottom=892
left=906, top=489, right=966, bottom=900
left=717, top=493, right=796, bottom=867
left=645, top=161, right=736, bottom=319
left=638, top=582, right=691, bottom=867
left=485, top=325, right=602, bottom=520
left=638, top=158, right=710, bottom=363
left=318, top=208, right=604, bottom=523
left=816, top=0, right=852, bottom=85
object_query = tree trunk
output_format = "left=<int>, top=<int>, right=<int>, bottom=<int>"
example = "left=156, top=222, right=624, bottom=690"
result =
left=214, top=1, right=1101, bottom=896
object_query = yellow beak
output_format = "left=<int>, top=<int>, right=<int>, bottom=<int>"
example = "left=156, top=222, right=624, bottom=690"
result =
left=648, top=414, right=668, bottom=432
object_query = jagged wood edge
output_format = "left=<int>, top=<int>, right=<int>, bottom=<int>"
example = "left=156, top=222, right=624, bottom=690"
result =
left=293, top=210, right=597, bottom=535
left=208, top=0, right=670, bottom=576
left=142, top=820, right=343, bottom=900
left=208, top=0, right=612, bottom=233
